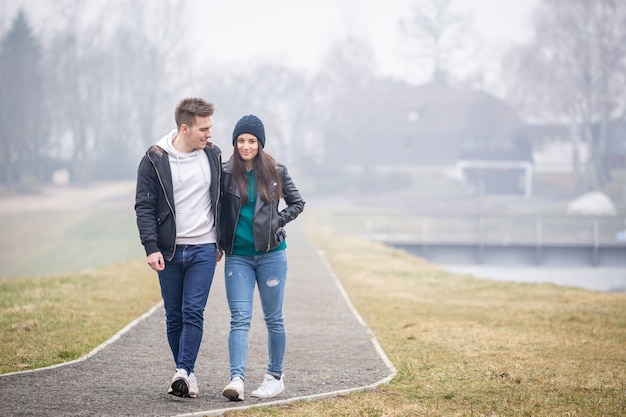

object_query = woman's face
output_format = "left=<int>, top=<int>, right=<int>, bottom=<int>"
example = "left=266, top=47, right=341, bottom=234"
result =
left=236, top=133, right=259, bottom=168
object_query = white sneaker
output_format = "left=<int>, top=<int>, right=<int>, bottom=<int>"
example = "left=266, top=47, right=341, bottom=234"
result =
left=188, top=372, right=198, bottom=398
left=168, top=368, right=190, bottom=397
left=250, top=374, right=284, bottom=398
left=223, top=376, right=244, bottom=401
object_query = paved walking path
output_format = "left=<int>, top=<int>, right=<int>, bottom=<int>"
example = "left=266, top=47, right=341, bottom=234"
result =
left=0, top=221, right=395, bottom=417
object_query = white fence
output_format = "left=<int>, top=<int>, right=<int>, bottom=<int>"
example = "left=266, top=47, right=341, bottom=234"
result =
left=331, top=212, right=626, bottom=247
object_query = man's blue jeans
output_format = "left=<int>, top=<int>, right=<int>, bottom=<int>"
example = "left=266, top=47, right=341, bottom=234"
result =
left=158, top=243, right=216, bottom=374
left=225, top=250, right=287, bottom=380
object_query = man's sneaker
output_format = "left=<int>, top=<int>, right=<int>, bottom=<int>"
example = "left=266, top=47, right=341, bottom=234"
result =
left=188, top=372, right=198, bottom=398
left=250, top=374, right=284, bottom=399
left=168, top=368, right=190, bottom=397
left=223, top=376, right=244, bottom=401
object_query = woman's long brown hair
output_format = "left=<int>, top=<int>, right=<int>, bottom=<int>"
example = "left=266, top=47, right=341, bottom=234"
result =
left=229, top=147, right=284, bottom=204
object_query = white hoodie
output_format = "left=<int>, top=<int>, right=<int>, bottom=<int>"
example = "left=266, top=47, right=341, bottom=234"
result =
left=156, top=129, right=216, bottom=245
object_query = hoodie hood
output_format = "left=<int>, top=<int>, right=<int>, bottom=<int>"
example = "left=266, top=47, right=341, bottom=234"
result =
left=156, top=129, right=182, bottom=157
left=156, top=129, right=208, bottom=184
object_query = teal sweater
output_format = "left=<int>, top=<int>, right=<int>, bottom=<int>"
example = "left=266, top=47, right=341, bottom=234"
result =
left=232, top=170, right=287, bottom=256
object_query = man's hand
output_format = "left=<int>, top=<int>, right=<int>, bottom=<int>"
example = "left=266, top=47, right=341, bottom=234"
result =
left=147, top=252, right=165, bottom=271
left=216, top=249, right=224, bottom=263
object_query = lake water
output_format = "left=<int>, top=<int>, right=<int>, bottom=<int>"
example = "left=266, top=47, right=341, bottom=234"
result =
left=387, top=242, right=626, bottom=294
left=441, top=265, right=626, bottom=293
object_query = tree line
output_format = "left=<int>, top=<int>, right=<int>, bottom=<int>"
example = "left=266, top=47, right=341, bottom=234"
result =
left=1, top=0, right=625, bottom=194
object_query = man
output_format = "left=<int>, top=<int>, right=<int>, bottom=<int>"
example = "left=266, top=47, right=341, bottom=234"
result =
left=135, top=97, right=222, bottom=398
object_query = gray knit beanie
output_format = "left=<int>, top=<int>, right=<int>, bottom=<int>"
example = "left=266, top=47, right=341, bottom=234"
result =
left=232, top=114, right=265, bottom=148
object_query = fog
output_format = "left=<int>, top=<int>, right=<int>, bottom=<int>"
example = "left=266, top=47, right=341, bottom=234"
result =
left=1, top=0, right=549, bottom=187
left=1, top=0, right=626, bottom=287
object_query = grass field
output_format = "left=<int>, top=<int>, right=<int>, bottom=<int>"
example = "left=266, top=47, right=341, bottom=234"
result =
left=0, top=202, right=624, bottom=416
left=0, top=206, right=144, bottom=279
left=0, top=258, right=161, bottom=372
left=0, top=201, right=160, bottom=373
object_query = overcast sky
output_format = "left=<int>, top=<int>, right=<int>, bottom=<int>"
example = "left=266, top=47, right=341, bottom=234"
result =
left=190, top=0, right=540, bottom=86
left=2, top=0, right=540, bottom=93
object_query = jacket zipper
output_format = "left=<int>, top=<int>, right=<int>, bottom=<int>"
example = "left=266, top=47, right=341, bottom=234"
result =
left=229, top=193, right=241, bottom=254
left=215, top=152, right=222, bottom=250
left=266, top=204, right=272, bottom=252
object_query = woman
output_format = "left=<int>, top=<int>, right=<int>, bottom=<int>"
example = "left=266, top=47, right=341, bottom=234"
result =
left=218, top=114, right=305, bottom=401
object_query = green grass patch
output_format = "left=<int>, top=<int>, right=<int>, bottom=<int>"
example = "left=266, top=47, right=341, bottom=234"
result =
left=0, top=207, right=144, bottom=278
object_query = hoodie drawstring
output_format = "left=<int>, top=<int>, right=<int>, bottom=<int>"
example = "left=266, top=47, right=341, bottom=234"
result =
left=173, top=152, right=208, bottom=184
left=176, top=155, right=183, bottom=182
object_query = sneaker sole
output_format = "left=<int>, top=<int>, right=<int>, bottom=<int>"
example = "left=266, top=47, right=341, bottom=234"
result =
left=223, top=387, right=243, bottom=401
left=169, top=378, right=190, bottom=397
left=250, top=388, right=283, bottom=399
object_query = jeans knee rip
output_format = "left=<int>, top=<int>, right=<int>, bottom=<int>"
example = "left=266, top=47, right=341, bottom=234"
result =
left=266, top=278, right=280, bottom=287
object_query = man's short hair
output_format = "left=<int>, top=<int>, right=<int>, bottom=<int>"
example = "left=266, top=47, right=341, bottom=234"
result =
left=175, top=97, right=215, bottom=129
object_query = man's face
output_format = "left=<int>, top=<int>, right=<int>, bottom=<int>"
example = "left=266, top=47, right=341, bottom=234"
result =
left=181, top=116, right=212, bottom=152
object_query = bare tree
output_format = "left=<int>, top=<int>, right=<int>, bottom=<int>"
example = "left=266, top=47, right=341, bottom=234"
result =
left=43, top=0, right=110, bottom=185
left=42, top=0, right=189, bottom=183
left=198, top=63, right=311, bottom=166
left=115, top=0, right=189, bottom=151
left=83, top=1, right=190, bottom=180
left=314, top=36, right=378, bottom=170
left=400, top=0, right=473, bottom=84
left=505, top=0, right=626, bottom=191
left=0, top=9, right=45, bottom=190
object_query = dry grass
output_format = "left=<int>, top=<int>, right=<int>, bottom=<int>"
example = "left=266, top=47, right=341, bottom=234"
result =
left=0, top=202, right=624, bottom=415
left=0, top=259, right=161, bottom=373
left=223, top=210, right=626, bottom=417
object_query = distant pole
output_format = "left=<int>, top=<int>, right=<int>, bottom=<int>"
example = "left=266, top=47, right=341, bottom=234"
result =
left=592, top=219, right=599, bottom=266
left=477, top=180, right=485, bottom=264
left=534, top=218, right=543, bottom=265
left=420, top=218, right=428, bottom=258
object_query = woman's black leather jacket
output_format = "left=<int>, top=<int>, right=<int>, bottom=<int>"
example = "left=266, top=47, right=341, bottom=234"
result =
left=218, top=161, right=305, bottom=254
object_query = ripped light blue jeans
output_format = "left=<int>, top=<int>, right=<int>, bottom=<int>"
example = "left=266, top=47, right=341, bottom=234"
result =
left=224, top=250, right=287, bottom=380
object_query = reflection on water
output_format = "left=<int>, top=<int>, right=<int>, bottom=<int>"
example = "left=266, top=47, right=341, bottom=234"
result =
left=441, top=265, right=626, bottom=293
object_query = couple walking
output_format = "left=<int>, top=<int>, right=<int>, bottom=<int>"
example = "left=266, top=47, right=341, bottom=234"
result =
left=134, top=97, right=305, bottom=401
